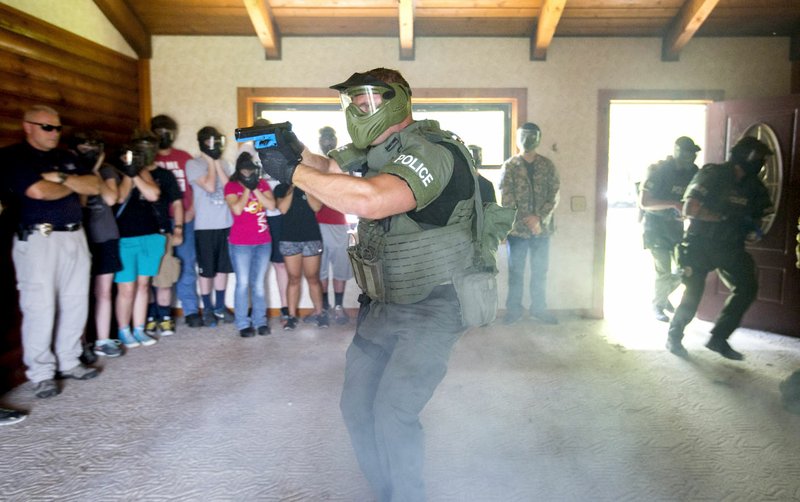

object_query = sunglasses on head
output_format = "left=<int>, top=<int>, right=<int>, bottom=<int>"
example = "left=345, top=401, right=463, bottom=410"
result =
left=26, top=121, right=63, bottom=132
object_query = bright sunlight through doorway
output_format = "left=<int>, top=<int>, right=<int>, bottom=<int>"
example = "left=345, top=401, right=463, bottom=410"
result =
left=604, top=101, right=709, bottom=349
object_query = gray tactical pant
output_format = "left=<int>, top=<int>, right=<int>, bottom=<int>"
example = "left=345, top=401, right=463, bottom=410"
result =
left=340, top=285, right=465, bottom=502
left=12, top=230, right=91, bottom=383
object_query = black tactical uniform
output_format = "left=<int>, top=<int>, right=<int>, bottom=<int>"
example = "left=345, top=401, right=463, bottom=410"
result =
left=666, top=137, right=773, bottom=360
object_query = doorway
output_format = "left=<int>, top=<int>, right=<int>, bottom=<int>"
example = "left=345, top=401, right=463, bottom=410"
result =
left=602, top=100, right=709, bottom=347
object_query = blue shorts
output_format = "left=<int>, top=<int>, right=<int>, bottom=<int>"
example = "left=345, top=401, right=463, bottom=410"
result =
left=115, top=233, right=167, bottom=283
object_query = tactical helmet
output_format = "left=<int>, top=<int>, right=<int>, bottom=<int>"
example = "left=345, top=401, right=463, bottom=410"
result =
left=517, top=122, right=541, bottom=152
left=130, top=130, right=159, bottom=167
left=151, top=114, right=178, bottom=149
left=319, top=126, right=337, bottom=155
left=67, top=129, right=104, bottom=167
left=330, top=71, right=412, bottom=149
left=730, top=136, right=772, bottom=177
left=197, top=126, right=226, bottom=160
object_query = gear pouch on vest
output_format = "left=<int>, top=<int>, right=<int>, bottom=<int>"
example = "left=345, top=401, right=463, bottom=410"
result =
left=453, top=268, right=498, bottom=327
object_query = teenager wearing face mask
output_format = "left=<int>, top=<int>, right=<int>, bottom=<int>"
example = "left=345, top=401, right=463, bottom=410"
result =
left=185, top=126, right=234, bottom=328
left=151, top=114, right=201, bottom=328
left=68, top=130, right=123, bottom=358
left=224, top=152, right=277, bottom=337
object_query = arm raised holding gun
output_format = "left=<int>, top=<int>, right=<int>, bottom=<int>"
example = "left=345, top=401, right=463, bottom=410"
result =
left=234, top=122, right=305, bottom=184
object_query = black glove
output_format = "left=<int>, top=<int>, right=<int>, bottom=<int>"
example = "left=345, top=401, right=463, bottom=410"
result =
left=257, top=129, right=304, bottom=185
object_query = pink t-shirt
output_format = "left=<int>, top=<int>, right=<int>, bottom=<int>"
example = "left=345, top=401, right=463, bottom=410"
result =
left=154, top=148, right=194, bottom=217
left=224, top=179, right=272, bottom=246
left=316, top=204, right=347, bottom=225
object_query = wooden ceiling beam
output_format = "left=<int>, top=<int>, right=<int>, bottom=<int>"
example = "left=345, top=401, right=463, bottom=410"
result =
left=243, top=0, right=281, bottom=60
left=662, top=0, right=721, bottom=62
left=399, top=0, right=416, bottom=60
left=92, top=0, right=151, bottom=58
left=530, top=0, right=566, bottom=61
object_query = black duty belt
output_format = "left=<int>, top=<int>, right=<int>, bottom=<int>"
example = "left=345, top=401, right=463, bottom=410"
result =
left=23, top=222, right=82, bottom=237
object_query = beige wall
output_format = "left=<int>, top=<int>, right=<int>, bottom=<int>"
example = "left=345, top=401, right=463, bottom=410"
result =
left=150, top=35, right=790, bottom=310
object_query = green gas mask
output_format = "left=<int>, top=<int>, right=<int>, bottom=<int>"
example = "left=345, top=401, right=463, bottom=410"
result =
left=338, top=82, right=411, bottom=149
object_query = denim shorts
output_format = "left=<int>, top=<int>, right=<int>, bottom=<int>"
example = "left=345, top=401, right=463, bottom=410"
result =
left=279, top=240, right=323, bottom=258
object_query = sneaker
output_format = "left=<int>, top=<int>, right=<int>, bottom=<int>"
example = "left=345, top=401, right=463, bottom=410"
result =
left=503, top=310, right=523, bottom=325
left=665, top=337, right=689, bottom=358
left=317, top=311, right=330, bottom=328
left=239, top=326, right=256, bottom=338
left=333, top=305, right=350, bottom=325
left=202, top=310, right=218, bottom=328
left=284, top=316, right=298, bottom=331
left=257, top=324, right=271, bottom=336
left=132, top=327, right=157, bottom=347
left=94, top=339, right=123, bottom=358
left=34, top=379, right=59, bottom=399
left=159, top=317, right=176, bottom=336
left=185, top=313, right=203, bottom=327
left=0, top=408, right=27, bottom=426
left=280, top=307, right=290, bottom=322
left=705, top=337, right=744, bottom=361
left=214, top=308, right=235, bottom=323
left=118, top=327, right=140, bottom=348
left=145, top=317, right=158, bottom=335
left=302, top=313, right=317, bottom=324
left=57, top=363, right=99, bottom=380
left=531, top=310, right=559, bottom=325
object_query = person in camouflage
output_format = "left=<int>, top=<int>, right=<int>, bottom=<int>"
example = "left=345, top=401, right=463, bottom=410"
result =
left=500, top=122, right=560, bottom=325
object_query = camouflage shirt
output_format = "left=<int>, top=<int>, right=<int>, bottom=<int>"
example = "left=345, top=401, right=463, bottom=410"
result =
left=499, top=153, right=560, bottom=238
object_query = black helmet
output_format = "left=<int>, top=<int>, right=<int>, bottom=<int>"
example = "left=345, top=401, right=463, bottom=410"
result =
left=730, top=136, right=772, bottom=177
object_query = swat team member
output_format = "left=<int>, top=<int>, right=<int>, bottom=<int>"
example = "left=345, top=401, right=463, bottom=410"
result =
left=257, top=68, right=477, bottom=502
left=666, top=136, right=774, bottom=360
left=639, top=136, right=700, bottom=322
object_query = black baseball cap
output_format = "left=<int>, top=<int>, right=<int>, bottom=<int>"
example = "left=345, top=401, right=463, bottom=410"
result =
left=675, top=136, right=701, bottom=152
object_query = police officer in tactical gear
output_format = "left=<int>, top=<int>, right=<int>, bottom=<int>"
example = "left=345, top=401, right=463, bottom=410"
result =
left=639, top=136, right=700, bottom=322
left=666, top=136, right=774, bottom=360
left=257, top=67, right=479, bottom=502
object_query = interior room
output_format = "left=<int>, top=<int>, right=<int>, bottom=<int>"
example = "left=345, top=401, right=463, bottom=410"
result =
left=1, top=1, right=799, bottom=500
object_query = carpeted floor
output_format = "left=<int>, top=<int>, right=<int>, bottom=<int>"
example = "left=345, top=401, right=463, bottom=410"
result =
left=1, top=313, right=799, bottom=501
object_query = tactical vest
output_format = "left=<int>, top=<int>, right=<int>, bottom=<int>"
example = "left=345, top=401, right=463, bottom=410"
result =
left=347, top=121, right=476, bottom=304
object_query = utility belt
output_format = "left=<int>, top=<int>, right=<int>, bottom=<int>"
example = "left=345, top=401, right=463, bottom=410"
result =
left=17, top=222, right=82, bottom=241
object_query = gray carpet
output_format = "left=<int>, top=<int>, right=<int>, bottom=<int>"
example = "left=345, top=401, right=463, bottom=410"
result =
left=1, top=315, right=799, bottom=501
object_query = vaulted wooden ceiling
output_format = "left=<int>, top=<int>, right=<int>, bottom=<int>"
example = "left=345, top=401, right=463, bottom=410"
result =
left=93, top=0, right=800, bottom=62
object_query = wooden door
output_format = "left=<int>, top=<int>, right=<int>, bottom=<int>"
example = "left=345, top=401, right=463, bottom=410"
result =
left=700, top=95, right=800, bottom=337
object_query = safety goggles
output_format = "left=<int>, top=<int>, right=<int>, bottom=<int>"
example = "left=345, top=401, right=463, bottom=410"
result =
left=339, top=85, right=392, bottom=117
left=203, top=135, right=226, bottom=149
left=26, top=121, right=63, bottom=132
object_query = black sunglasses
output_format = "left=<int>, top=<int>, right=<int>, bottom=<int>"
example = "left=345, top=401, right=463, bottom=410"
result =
left=26, top=121, right=63, bottom=132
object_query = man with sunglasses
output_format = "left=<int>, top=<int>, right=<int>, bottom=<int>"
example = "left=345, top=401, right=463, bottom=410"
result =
left=0, top=105, right=101, bottom=399
left=258, top=68, right=478, bottom=502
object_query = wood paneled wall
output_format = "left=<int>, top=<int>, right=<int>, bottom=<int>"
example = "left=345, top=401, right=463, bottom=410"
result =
left=0, top=3, right=142, bottom=393
left=0, top=3, right=141, bottom=148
